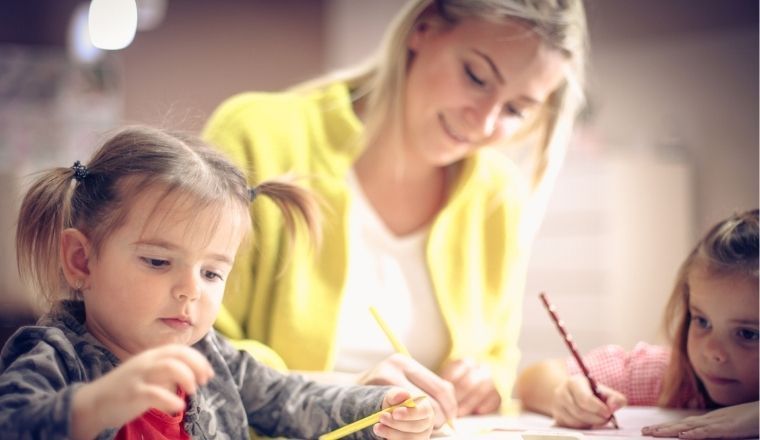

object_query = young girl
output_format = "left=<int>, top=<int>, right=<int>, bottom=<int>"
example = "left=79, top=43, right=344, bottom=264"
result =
left=0, top=126, right=434, bottom=439
left=516, top=209, right=758, bottom=439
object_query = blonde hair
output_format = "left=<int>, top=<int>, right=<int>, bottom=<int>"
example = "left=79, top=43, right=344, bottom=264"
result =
left=295, top=0, right=588, bottom=189
left=16, top=125, right=320, bottom=306
left=658, top=209, right=759, bottom=408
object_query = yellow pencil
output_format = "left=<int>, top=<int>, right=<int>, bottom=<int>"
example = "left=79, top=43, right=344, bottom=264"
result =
left=369, top=306, right=411, bottom=357
left=318, top=396, right=426, bottom=440
left=368, top=306, right=457, bottom=432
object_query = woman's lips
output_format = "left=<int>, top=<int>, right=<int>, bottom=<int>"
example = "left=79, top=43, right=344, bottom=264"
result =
left=438, top=114, right=471, bottom=144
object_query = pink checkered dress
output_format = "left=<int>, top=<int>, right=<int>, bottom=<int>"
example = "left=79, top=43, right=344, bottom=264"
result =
left=566, top=342, right=671, bottom=405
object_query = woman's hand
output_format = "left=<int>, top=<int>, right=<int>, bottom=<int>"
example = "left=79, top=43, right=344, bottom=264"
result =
left=373, top=388, right=435, bottom=439
left=552, top=375, right=627, bottom=429
left=358, top=353, right=457, bottom=428
left=641, top=401, right=759, bottom=439
left=439, top=358, right=501, bottom=415
left=71, top=344, right=214, bottom=440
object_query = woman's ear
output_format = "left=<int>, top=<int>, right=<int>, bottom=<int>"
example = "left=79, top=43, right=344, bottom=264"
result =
left=407, top=17, right=439, bottom=52
left=60, top=228, right=92, bottom=290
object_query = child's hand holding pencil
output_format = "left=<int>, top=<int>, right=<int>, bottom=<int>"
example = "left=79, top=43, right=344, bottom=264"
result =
left=318, top=390, right=433, bottom=440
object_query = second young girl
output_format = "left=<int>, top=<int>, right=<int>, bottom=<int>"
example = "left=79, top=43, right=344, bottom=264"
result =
left=516, top=209, right=759, bottom=439
left=0, top=126, right=434, bottom=439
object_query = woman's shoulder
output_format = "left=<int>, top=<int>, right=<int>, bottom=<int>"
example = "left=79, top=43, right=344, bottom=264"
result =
left=205, top=82, right=352, bottom=131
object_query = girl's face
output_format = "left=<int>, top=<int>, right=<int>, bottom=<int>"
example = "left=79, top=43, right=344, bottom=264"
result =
left=81, top=191, right=246, bottom=360
left=404, top=16, right=568, bottom=166
left=686, top=266, right=759, bottom=406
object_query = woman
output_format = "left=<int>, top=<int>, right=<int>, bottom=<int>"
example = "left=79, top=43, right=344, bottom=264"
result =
left=203, top=0, right=588, bottom=427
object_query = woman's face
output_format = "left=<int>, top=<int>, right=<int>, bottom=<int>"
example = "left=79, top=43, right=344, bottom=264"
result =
left=404, top=16, right=568, bottom=166
left=686, top=266, right=759, bottom=406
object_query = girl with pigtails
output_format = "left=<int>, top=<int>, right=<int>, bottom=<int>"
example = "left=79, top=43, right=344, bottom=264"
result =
left=0, top=125, right=434, bottom=439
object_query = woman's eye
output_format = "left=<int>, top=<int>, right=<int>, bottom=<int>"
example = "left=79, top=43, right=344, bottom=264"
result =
left=202, top=269, right=223, bottom=281
left=504, top=103, right=524, bottom=118
left=141, top=257, right=169, bottom=268
left=736, top=328, right=759, bottom=342
left=465, top=64, right=485, bottom=86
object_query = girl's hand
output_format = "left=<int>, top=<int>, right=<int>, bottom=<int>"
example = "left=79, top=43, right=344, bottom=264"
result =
left=358, top=353, right=457, bottom=429
left=373, top=388, right=434, bottom=439
left=71, top=344, right=214, bottom=440
left=439, top=358, right=501, bottom=415
left=641, top=401, right=759, bottom=439
left=552, top=375, right=627, bottom=429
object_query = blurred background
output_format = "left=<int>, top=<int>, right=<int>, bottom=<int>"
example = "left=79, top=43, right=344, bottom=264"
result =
left=0, top=0, right=757, bottom=384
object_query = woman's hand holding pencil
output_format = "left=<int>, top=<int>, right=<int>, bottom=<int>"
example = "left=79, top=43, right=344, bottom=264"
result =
left=363, top=307, right=459, bottom=430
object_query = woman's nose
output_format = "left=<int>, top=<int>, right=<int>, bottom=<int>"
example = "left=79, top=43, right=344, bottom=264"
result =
left=463, top=98, right=501, bottom=141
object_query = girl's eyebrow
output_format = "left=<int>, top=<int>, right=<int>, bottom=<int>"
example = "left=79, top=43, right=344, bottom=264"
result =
left=133, top=239, right=233, bottom=264
left=731, top=318, right=759, bottom=326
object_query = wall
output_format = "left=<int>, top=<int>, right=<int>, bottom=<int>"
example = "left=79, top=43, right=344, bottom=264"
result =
left=0, top=1, right=757, bottom=378
left=121, top=0, right=327, bottom=132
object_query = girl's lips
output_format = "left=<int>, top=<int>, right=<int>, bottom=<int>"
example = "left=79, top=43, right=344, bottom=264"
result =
left=701, top=373, right=737, bottom=385
left=160, top=317, right=192, bottom=330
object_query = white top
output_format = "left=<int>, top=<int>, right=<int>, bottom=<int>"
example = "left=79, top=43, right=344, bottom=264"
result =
left=332, top=170, right=449, bottom=373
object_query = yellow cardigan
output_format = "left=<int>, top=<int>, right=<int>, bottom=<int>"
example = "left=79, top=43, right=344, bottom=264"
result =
left=202, top=82, right=530, bottom=404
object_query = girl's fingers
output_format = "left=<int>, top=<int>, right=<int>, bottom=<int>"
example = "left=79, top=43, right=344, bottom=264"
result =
left=382, top=388, right=412, bottom=408
left=567, top=379, right=611, bottom=419
left=159, top=345, right=215, bottom=384
left=136, top=383, right=186, bottom=414
left=147, top=357, right=200, bottom=395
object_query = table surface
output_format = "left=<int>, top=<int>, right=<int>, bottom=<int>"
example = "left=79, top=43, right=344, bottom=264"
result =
left=433, top=407, right=708, bottom=439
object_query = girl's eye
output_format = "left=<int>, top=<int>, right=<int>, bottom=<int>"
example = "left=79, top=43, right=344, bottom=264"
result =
left=736, top=328, right=759, bottom=342
left=202, top=269, right=224, bottom=282
left=141, top=257, right=169, bottom=268
left=691, top=315, right=711, bottom=330
left=465, top=64, right=485, bottom=87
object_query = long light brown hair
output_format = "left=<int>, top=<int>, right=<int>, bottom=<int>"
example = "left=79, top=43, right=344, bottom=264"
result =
left=295, top=0, right=588, bottom=191
left=658, top=209, right=759, bottom=408
left=16, top=125, right=320, bottom=306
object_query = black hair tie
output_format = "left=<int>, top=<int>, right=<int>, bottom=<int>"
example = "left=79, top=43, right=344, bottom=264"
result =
left=71, top=161, right=89, bottom=182
left=248, top=187, right=258, bottom=202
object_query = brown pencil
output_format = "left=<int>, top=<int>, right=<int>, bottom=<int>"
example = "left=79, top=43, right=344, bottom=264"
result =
left=538, top=292, right=620, bottom=429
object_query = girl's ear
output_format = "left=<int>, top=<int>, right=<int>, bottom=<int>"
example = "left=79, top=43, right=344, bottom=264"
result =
left=60, top=228, right=92, bottom=290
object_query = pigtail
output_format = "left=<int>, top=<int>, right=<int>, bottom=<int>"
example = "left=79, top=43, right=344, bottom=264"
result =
left=250, top=178, right=322, bottom=250
left=16, top=167, right=79, bottom=304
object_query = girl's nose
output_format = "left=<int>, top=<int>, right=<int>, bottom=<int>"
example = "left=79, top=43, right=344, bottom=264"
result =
left=704, top=336, right=728, bottom=363
left=172, top=270, right=201, bottom=302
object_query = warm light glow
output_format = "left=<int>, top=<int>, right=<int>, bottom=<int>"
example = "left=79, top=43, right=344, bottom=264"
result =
left=88, top=0, right=138, bottom=50
left=68, top=3, right=103, bottom=63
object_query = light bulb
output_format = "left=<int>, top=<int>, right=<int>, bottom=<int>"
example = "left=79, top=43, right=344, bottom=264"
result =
left=89, top=0, right=138, bottom=50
